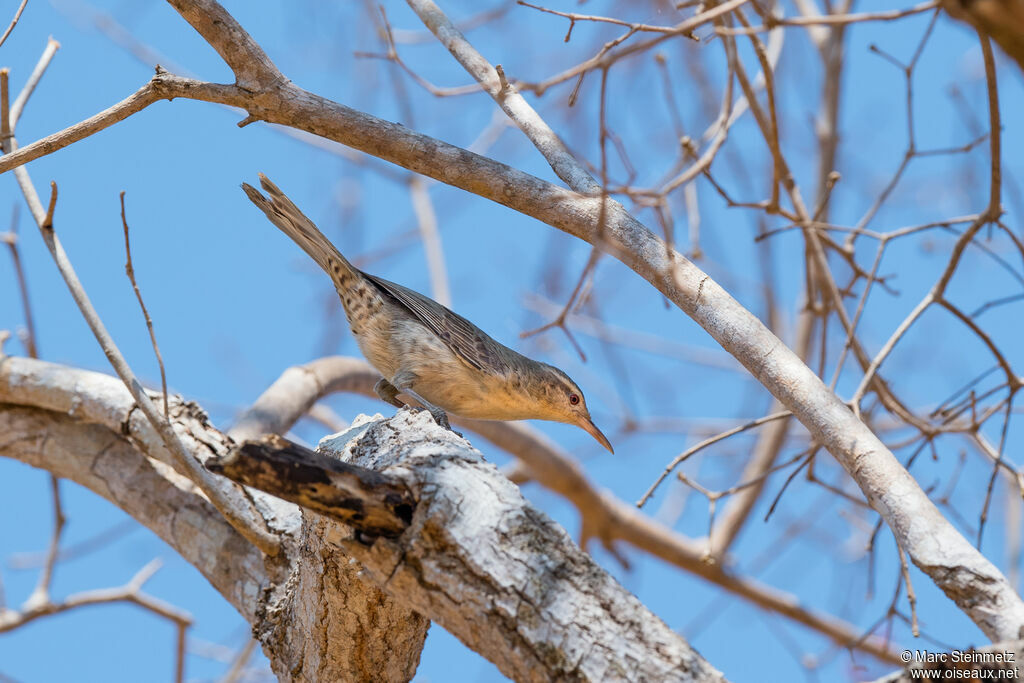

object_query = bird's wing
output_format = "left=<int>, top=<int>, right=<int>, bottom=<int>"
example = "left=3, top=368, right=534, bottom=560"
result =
left=361, top=273, right=507, bottom=373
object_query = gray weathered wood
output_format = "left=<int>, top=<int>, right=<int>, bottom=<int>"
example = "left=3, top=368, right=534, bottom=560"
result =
left=267, top=410, right=726, bottom=682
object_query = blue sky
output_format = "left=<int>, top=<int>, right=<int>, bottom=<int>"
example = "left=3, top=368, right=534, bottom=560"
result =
left=1, top=1, right=1023, bottom=681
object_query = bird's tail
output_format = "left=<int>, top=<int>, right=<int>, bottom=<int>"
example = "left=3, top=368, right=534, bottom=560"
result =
left=242, top=173, right=359, bottom=281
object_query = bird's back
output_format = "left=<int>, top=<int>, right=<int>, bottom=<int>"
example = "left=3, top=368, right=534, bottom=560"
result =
left=243, top=175, right=518, bottom=379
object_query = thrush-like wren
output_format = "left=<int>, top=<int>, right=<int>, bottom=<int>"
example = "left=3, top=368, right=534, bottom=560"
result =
left=242, top=174, right=613, bottom=453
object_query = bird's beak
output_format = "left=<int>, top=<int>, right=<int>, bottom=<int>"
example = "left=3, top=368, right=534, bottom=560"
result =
left=578, top=416, right=614, bottom=454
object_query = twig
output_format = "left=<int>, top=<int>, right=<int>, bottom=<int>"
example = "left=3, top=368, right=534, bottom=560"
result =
left=219, top=638, right=257, bottom=683
left=976, top=402, right=1017, bottom=549
left=7, top=518, right=138, bottom=569
left=38, top=179, right=277, bottom=555
left=0, top=558, right=193, bottom=637
left=408, top=176, right=451, bottom=306
left=356, top=5, right=481, bottom=98
left=175, top=621, right=187, bottom=683
left=516, top=0, right=699, bottom=38
left=637, top=411, right=792, bottom=507
left=896, top=545, right=919, bottom=636
left=852, top=27, right=1005, bottom=409
left=0, top=71, right=248, bottom=176
left=24, top=475, right=65, bottom=611
left=523, top=292, right=739, bottom=369
left=515, top=0, right=752, bottom=96
left=0, top=68, right=9, bottom=146
left=2, top=204, right=38, bottom=358
left=520, top=247, right=599, bottom=361
left=0, top=557, right=193, bottom=682
left=716, top=0, right=938, bottom=34
left=408, top=0, right=604, bottom=194
left=0, top=0, right=28, bottom=50
left=764, top=450, right=815, bottom=521
left=120, top=191, right=169, bottom=420
left=709, top=312, right=817, bottom=557
left=11, top=38, right=59, bottom=129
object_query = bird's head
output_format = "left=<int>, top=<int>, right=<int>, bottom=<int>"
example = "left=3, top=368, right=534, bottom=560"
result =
left=525, top=363, right=614, bottom=453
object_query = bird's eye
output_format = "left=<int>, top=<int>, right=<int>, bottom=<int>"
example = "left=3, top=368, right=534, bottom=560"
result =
left=568, top=393, right=580, bottom=406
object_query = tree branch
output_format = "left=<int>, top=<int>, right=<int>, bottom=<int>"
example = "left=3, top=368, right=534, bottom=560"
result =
left=213, top=409, right=729, bottom=682
left=209, top=435, right=415, bottom=539
left=0, top=357, right=427, bottom=680
left=163, top=0, right=283, bottom=89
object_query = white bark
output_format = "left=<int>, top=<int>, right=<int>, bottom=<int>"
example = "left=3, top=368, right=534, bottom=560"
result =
left=0, top=355, right=725, bottom=682
left=0, top=356, right=427, bottom=681
left=219, top=410, right=728, bottom=682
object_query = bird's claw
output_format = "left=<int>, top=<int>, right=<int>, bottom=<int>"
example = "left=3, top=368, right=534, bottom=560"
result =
left=423, top=405, right=464, bottom=438
left=430, top=409, right=463, bottom=437
left=402, top=404, right=463, bottom=437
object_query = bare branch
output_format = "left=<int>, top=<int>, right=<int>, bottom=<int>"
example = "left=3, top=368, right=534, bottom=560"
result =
left=637, top=411, right=792, bottom=507
left=0, top=0, right=28, bottom=50
left=11, top=38, right=60, bottom=129
left=2, top=204, right=38, bottom=358
left=516, top=0, right=700, bottom=37
left=23, top=475, right=65, bottom=612
left=208, top=435, right=415, bottom=539
left=121, top=191, right=170, bottom=420
left=717, top=0, right=939, bottom=34
left=162, top=0, right=282, bottom=88
left=0, top=558, right=192, bottom=635
left=409, top=176, right=451, bottom=306
left=214, top=410, right=729, bottom=682
left=0, top=357, right=427, bottom=680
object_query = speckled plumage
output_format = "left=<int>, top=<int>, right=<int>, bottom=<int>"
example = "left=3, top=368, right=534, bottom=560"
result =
left=242, top=174, right=613, bottom=452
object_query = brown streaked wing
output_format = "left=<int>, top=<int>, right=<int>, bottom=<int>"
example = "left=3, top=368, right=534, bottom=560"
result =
left=361, top=272, right=507, bottom=373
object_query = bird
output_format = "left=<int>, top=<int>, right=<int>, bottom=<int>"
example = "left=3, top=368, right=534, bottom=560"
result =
left=242, top=174, right=613, bottom=453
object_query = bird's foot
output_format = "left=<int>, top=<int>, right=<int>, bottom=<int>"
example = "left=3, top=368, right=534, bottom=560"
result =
left=409, top=405, right=462, bottom=437
left=374, top=378, right=406, bottom=409
left=394, top=385, right=464, bottom=437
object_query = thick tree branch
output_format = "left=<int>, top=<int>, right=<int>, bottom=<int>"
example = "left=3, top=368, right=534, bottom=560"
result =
left=210, top=436, right=415, bottom=539
left=163, top=0, right=283, bottom=89
left=0, top=356, right=727, bottom=680
left=230, top=356, right=380, bottom=440
left=0, top=72, right=246, bottom=174
left=0, top=356, right=427, bottom=680
left=215, top=410, right=729, bottom=683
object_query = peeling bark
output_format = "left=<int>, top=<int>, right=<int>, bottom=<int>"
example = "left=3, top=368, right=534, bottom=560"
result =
left=0, top=356, right=426, bottom=681
left=1, top=356, right=725, bottom=681
left=217, top=410, right=727, bottom=682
